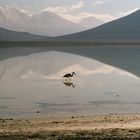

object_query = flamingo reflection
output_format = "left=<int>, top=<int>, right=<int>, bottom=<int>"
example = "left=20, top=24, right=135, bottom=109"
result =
left=63, top=81, right=76, bottom=88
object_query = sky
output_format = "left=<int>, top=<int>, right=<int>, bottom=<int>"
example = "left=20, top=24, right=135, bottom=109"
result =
left=0, top=0, right=140, bottom=23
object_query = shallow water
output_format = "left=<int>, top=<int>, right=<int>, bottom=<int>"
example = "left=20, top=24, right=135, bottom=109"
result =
left=0, top=45, right=140, bottom=118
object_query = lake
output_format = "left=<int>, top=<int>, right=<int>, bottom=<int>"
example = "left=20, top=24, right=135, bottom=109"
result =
left=0, top=43, right=140, bottom=118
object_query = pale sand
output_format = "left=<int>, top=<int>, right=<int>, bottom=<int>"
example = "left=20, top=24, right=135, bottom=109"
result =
left=0, top=114, right=140, bottom=139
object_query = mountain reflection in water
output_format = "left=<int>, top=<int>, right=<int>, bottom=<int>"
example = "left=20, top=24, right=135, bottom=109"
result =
left=0, top=51, right=140, bottom=118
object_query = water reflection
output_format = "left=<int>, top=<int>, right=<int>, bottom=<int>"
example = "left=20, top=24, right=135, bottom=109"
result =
left=1, top=45, right=140, bottom=78
left=63, top=72, right=76, bottom=88
left=88, top=100, right=126, bottom=106
left=63, top=81, right=76, bottom=88
left=0, top=51, right=140, bottom=118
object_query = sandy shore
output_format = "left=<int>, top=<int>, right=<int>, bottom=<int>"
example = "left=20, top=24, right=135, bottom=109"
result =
left=0, top=114, right=140, bottom=139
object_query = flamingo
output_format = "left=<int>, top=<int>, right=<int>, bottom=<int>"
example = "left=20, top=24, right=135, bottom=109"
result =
left=63, top=72, right=76, bottom=81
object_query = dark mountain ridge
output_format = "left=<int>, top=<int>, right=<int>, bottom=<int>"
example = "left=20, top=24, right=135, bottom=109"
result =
left=45, top=9, right=140, bottom=42
left=0, top=27, right=44, bottom=42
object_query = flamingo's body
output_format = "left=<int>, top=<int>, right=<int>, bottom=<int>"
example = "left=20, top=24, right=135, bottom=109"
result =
left=63, top=72, right=76, bottom=80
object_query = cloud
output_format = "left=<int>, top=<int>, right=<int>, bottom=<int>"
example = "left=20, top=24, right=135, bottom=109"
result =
left=117, top=8, right=139, bottom=17
left=45, top=64, right=115, bottom=80
left=41, top=1, right=85, bottom=14
left=1, top=2, right=115, bottom=24
left=93, top=0, right=104, bottom=6
left=20, top=9, right=32, bottom=16
left=93, top=0, right=109, bottom=7
left=93, top=13, right=116, bottom=22
left=0, top=5, right=32, bottom=16
left=118, top=71, right=138, bottom=79
left=40, top=0, right=115, bottom=23
left=40, top=1, right=115, bottom=24
left=60, top=12, right=115, bottom=23
left=71, top=1, right=84, bottom=9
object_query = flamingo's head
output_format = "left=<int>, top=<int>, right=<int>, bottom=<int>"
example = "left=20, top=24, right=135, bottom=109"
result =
left=72, top=72, right=76, bottom=75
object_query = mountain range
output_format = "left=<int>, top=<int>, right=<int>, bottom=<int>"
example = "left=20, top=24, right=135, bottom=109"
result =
left=79, top=17, right=104, bottom=30
left=52, top=9, right=140, bottom=42
left=0, top=27, right=44, bottom=42
left=0, top=8, right=140, bottom=42
left=0, top=6, right=103, bottom=36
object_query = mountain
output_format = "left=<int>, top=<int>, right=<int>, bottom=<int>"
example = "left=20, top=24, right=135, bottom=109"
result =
left=31, top=12, right=83, bottom=36
left=79, top=16, right=104, bottom=30
left=0, top=27, right=44, bottom=42
left=51, top=9, right=140, bottom=42
left=0, top=6, right=31, bottom=32
left=0, top=6, right=83, bottom=36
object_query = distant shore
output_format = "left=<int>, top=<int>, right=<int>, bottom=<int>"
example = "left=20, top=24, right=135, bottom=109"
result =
left=0, top=114, right=140, bottom=139
left=1, top=41, right=140, bottom=47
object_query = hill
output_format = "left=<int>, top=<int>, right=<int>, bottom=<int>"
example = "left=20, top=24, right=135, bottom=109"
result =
left=0, top=27, right=44, bottom=42
left=48, top=9, right=140, bottom=42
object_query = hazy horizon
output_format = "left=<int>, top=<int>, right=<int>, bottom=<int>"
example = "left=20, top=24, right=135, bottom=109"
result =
left=0, top=0, right=140, bottom=23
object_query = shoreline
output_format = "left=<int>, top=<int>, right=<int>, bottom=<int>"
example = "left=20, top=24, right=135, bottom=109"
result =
left=0, top=114, right=140, bottom=139
left=1, top=41, right=140, bottom=47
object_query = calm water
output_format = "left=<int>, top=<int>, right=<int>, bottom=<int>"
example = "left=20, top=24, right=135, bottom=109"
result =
left=0, top=44, right=140, bottom=118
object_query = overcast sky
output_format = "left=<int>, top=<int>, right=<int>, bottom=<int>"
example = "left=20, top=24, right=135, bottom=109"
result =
left=0, top=0, right=140, bottom=23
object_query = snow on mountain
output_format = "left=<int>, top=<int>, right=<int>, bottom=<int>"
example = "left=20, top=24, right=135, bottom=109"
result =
left=79, top=16, right=104, bottom=30
left=0, top=6, right=30, bottom=30
left=0, top=6, right=84, bottom=36
left=31, top=12, right=83, bottom=36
